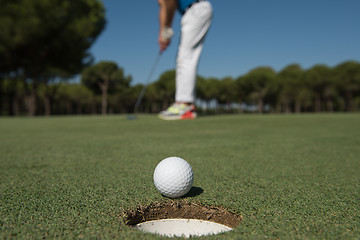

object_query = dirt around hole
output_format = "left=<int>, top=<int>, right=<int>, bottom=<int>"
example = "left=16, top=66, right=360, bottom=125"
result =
left=123, top=200, right=243, bottom=229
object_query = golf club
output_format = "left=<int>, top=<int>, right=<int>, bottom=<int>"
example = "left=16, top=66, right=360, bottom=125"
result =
left=135, top=53, right=162, bottom=113
left=127, top=28, right=173, bottom=120
left=127, top=53, right=162, bottom=120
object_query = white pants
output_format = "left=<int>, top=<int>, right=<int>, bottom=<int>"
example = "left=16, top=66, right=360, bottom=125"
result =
left=175, top=1, right=213, bottom=103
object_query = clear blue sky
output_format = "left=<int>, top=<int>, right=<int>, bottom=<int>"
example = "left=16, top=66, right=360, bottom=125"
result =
left=90, top=0, right=360, bottom=85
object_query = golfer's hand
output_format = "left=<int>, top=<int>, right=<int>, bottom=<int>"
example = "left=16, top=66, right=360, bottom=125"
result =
left=158, top=34, right=171, bottom=53
left=158, top=27, right=173, bottom=53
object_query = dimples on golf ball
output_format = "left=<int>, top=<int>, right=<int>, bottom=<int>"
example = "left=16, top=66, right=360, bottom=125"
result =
left=153, top=157, right=193, bottom=198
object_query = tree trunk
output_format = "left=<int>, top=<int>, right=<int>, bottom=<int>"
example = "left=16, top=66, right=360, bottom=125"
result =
left=98, top=79, right=108, bottom=115
left=101, top=89, right=107, bottom=115
left=345, top=91, right=353, bottom=112
left=295, top=100, right=301, bottom=113
left=91, top=101, right=97, bottom=114
left=66, top=102, right=72, bottom=114
left=77, top=103, right=82, bottom=115
left=41, top=78, right=52, bottom=116
left=238, top=101, right=243, bottom=114
left=25, top=82, right=37, bottom=116
left=326, top=98, right=333, bottom=112
left=152, top=102, right=159, bottom=113
left=12, top=95, right=20, bottom=116
left=44, top=95, right=51, bottom=116
left=163, top=100, right=169, bottom=111
left=98, top=81, right=108, bottom=115
left=258, top=97, right=263, bottom=114
left=284, top=97, right=291, bottom=113
left=314, top=95, right=321, bottom=112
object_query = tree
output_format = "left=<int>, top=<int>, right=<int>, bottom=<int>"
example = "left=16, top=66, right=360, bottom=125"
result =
left=235, top=76, right=249, bottom=113
left=218, top=77, right=236, bottom=108
left=196, top=77, right=220, bottom=112
left=244, top=67, right=277, bottom=113
left=195, top=75, right=206, bottom=102
left=143, top=83, right=162, bottom=113
left=334, top=61, right=360, bottom=111
left=1, top=77, right=26, bottom=115
left=304, top=65, right=332, bottom=112
left=108, top=80, right=136, bottom=113
left=82, top=61, right=132, bottom=115
left=278, top=64, right=304, bottom=113
left=0, top=0, right=106, bottom=115
left=153, top=70, right=176, bottom=110
left=53, top=83, right=95, bottom=114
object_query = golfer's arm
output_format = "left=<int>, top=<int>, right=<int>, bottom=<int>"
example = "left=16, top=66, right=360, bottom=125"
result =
left=158, top=0, right=177, bottom=31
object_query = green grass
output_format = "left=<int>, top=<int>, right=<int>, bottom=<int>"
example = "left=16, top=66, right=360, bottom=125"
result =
left=1, top=114, right=359, bottom=239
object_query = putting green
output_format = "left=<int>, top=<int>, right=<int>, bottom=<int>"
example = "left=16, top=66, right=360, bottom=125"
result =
left=1, top=114, right=359, bottom=239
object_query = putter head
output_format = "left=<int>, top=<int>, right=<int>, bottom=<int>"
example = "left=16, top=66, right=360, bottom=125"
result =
left=127, top=115, right=137, bottom=120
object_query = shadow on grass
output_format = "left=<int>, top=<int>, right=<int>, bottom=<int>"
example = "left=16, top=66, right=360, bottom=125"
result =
left=160, top=186, right=204, bottom=199
left=182, top=186, right=204, bottom=198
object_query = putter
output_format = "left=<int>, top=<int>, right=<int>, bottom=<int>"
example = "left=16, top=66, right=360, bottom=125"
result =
left=127, top=53, right=162, bottom=120
left=127, top=28, right=173, bottom=120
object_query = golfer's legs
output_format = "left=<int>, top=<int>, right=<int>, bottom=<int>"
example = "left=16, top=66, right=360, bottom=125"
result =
left=176, top=1, right=212, bottom=103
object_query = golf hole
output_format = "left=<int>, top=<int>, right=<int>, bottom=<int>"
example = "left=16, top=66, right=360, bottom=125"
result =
left=123, top=200, right=242, bottom=238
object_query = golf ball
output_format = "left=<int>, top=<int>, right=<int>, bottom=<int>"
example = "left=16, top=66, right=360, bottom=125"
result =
left=153, top=157, right=194, bottom=198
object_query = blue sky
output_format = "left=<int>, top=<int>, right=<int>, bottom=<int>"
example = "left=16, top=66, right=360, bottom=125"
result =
left=90, top=0, right=360, bottom=85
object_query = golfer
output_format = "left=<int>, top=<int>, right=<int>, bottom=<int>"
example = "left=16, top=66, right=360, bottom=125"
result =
left=157, top=0, right=213, bottom=120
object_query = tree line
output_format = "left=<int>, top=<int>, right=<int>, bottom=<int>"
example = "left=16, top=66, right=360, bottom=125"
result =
left=1, top=60, right=360, bottom=116
left=1, top=0, right=359, bottom=116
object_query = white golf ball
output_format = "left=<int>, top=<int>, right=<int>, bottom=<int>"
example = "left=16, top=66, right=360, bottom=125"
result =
left=153, top=157, right=194, bottom=198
